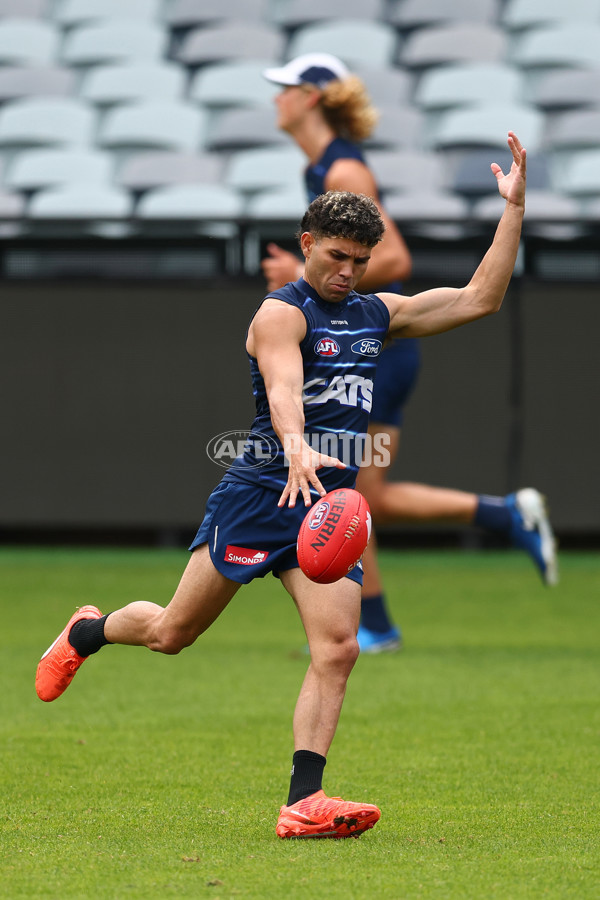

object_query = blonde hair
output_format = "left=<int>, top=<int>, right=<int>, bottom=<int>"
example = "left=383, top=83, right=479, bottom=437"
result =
left=318, top=75, right=379, bottom=142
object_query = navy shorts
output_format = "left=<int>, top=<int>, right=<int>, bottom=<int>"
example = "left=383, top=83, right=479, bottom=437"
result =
left=189, top=478, right=364, bottom=586
left=370, top=338, right=421, bottom=428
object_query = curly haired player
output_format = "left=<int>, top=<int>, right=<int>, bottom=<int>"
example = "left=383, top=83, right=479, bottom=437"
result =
left=37, top=136, right=530, bottom=838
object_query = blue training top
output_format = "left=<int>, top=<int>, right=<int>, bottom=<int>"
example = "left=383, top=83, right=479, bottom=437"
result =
left=305, top=137, right=365, bottom=202
left=225, top=278, right=390, bottom=496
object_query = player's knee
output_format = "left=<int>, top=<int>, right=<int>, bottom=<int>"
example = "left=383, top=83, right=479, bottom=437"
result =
left=314, top=633, right=359, bottom=674
left=150, top=627, right=195, bottom=655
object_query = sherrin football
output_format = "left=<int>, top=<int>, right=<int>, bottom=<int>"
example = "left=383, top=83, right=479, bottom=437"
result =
left=297, top=488, right=371, bottom=584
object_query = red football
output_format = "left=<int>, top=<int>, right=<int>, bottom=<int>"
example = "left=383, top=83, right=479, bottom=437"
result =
left=297, top=488, right=372, bottom=584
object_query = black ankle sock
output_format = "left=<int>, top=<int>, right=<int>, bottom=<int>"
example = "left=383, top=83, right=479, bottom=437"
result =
left=360, top=593, right=393, bottom=633
left=287, top=750, right=326, bottom=806
left=68, top=614, right=111, bottom=656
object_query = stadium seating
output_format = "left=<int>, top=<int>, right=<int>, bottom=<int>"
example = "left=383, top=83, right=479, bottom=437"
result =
left=28, top=183, right=132, bottom=218
left=502, top=0, right=600, bottom=30
left=510, top=24, right=600, bottom=69
left=54, top=0, right=162, bottom=26
left=415, top=63, right=525, bottom=110
left=545, top=111, right=600, bottom=152
left=5, top=147, right=113, bottom=189
left=245, top=184, right=308, bottom=220
left=80, top=62, right=186, bottom=105
left=428, top=103, right=544, bottom=152
left=116, top=150, right=224, bottom=190
left=366, top=149, right=447, bottom=194
left=188, top=60, right=279, bottom=109
left=0, top=98, right=96, bottom=149
left=0, top=0, right=47, bottom=17
left=561, top=150, right=600, bottom=196
left=388, top=0, right=499, bottom=31
left=98, top=101, right=207, bottom=152
left=0, top=66, right=75, bottom=101
left=272, top=0, right=386, bottom=30
left=175, top=23, right=284, bottom=66
left=0, top=19, right=58, bottom=66
left=61, top=21, right=168, bottom=67
left=164, top=0, right=269, bottom=29
left=287, top=20, right=398, bottom=68
left=0, top=0, right=597, bottom=234
left=400, top=24, right=507, bottom=67
left=451, top=149, right=551, bottom=196
left=137, top=183, right=244, bottom=219
left=363, top=104, right=424, bottom=149
left=532, top=69, right=600, bottom=111
left=205, top=108, right=287, bottom=151
left=225, top=146, right=305, bottom=193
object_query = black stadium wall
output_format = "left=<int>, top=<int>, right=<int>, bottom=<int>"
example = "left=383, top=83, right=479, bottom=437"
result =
left=1, top=277, right=598, bottom=541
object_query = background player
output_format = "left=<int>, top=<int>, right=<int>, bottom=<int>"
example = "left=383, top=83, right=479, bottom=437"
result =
left=261, top=54, right=558, bottom=653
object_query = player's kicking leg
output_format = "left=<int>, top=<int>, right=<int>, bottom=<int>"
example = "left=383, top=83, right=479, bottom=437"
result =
left=275, top=568, right=381, bottom=839
left=35, top=544, right=240, bottom=701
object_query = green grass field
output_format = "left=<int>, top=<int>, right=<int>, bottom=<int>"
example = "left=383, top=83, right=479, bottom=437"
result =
left=1, top=547, right=599, bottom=899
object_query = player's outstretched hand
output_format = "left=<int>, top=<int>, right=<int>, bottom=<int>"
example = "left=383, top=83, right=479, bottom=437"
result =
left=491, top=131, right=527, bottom=209
left=278, top=441, right=346, bottom=509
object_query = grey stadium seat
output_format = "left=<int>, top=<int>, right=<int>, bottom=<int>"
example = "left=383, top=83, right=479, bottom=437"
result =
left=545, top=110, right=600, bottom=151
left=362, top=104, right=424, bottom=150
left=137, top=183, right=244, bottom=219
left=245, top=184, right=308, bottom=220
left=415, top=63, right=525, bottom=111
left=532, top=69, right=600, bottom=111
left=0, top=98, right=95, bottom=149
left=561, top=150, right=600, bottom=196
left=388, top=0, right=499, bottom=31
left=472, top=189, right=581, bottom=238
left=428, top=102, right=544, bottom=153
left=0, top=0, right=48, bottom=16
left=54, top=0, right=161, bottom=26
left=0, top=66, right=76, bottom=102
left=225, top=146, right=305, bottom=192
left=175, top=23, right=284, bottom=66
left=28, top=184, right=132, bottom=218
left=189, top=61, right=279, bottom=109
left=205, top=108, right=287, bottom=151
left=0, top=19, right=58, bottom=66
left=98, top=101, right=208, bottom=152
left=164, top=0, right=269, bottom=29
left=61, top=21, right=167, bottom=67
left=400, top=24, right=507, bottom=68
left=384, top=189, right=470, bottom=239
left=354, top=66, right=413, bottom=107
left=117, top=151, right=224, bottom=190
left=5, top=148, right=113, bottom=190
left=366, top=149, right=447, bottom=194
left=510, top=24, right=600, bottom=69
left=451, top=149, right=550, bottom=196
left=272, top=0, right=385, bottom=29
left=502, top=0, right=600, bottom=30
left=80, top=63, right=185, bottom=105
left=286, top=20, right=398, bottom=69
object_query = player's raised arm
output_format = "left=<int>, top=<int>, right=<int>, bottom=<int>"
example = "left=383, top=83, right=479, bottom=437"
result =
left=247, top=299, right=346, bottom=508
left=381, top=132, right=527, bottom=338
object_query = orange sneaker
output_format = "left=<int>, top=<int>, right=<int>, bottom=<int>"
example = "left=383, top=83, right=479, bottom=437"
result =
left=276, top=789, right=381, bottom=839
left=36, top=605, right=102, bottom=702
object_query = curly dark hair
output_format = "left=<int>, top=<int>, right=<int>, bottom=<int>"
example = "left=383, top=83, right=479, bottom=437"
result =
left=298, top=191, right=384, bottom=248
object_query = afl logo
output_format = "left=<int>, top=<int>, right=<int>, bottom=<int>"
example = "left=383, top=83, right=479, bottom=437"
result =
left=351, top=339, right=382, bottom=357
left=315, top=338, right=340, bottom=357
left=308, top=501, right=330, bottom=530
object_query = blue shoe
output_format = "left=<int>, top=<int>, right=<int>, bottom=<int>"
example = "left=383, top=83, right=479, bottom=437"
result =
left=507, top=488, right=558, bottom=586
left=357, top=624, right=402, bottom=654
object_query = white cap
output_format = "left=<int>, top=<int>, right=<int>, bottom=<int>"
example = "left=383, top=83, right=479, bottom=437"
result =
left=263, top=53, right=349, bottom=89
